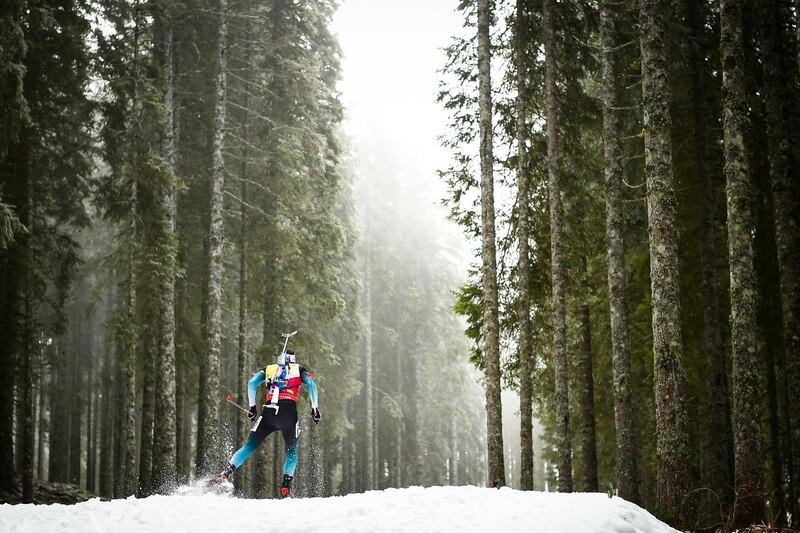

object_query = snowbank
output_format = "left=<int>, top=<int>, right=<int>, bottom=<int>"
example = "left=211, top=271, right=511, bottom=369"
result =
left=0, top=485, right=679, bottom=533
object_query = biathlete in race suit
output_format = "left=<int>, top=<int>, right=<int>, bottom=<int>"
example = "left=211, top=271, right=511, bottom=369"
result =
left=218, top=349, right=320, bottom=498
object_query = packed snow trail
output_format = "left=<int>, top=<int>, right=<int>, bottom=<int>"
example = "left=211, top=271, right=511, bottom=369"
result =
left=0, top=485, right=679, bottom=533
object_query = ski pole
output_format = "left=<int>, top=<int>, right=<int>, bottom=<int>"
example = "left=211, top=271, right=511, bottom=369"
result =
left=225, top=394, right=249, bottom=415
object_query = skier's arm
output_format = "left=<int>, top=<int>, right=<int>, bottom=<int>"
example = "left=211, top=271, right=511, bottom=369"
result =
left=301, top=369, right=319, bottom=409
left=247, top=370, right=266, bottom=407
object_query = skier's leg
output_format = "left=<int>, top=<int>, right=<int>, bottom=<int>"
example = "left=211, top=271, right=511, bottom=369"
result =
left=229, top=409, right=276, bottom=469
left=280, top=419, right=300, bottom=476
left=278, top=406, right=300, bottom=497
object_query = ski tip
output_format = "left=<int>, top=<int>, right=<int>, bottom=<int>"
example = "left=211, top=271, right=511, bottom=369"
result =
left=226, top=394, right=232, bottom=401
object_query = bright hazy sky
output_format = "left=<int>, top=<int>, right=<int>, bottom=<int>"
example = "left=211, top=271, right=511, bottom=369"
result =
left=332, top=0, right=469, bottom=262
left=332, top=0, right=462, bottom=161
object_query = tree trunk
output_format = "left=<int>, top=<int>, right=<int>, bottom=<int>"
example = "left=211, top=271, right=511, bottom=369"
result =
left=476, top=0, right=505, bottom=489
left=0, top=246, right=16, bottom=493
left=686, top=0, right=734, bottom=506
left=152, top=12, right=178, bottom=492
left=198, top=0, right=228, bottom=476
left=69, top=343, right=82, bottom=487
left=758, top=1, right=800, bottom=525
left=99, top=329, right=114, bottom=498
left=138, top=326, right=156, bottom=496
left=233, top=16, right=252, bottom=497
left=36, top=348, right=48, bottom=482
left=721, top=0, right=764, bottom=525
left=639, top=0, right=690, bottom=524
left=543, top=0, right=572, bottom=493
left=577, top=258, right=598, bottom=493
left=364, top=246, right=375, bottom=490
left=20, top=168, right=34, bottom=502
left=599, top=0, right=639, bottom=504
left=120, top=226, right=139, bottom=496
left=515, top=0, right=534, bottom=493
left=49, top=342, right=70, bottom=483
left=86, top=349, right=96, bottom=493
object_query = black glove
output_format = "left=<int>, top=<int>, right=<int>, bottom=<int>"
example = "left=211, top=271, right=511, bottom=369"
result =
left=311, top=407, right=321, bottom=424
left=247, top=405, right=258, bottom=420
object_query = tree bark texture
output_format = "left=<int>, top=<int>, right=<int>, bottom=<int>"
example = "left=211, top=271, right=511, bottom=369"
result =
left=20, top=168, right=34, bottom=502
left=543, top=0, right=572, bottom=493
left=638, top=0, right=690, bottom=524
left=476, top=0, right=505, bottom=489
left=577, top=259, right=598, bottom=493
left=364, top=246, right=375, bottom=491
left=757, top=1, right=800, bottom=525
left=515, top=0, right=534, bottom=492
left=152, top=13, right=178, bottom=491
left=199, top=0, right=228, bottom=475
left=600, top=0, right=639, bottom=504
left=686, top=0, right=734, bottom=504
left=138, top=327, right=156, bottom=496
left=721, top=0, right=765, bottom=525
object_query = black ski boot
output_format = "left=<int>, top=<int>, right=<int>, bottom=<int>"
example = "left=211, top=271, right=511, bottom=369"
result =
left=280, top=475, right=293, bottom=498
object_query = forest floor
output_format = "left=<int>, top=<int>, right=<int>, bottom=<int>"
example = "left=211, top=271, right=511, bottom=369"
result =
left=0, top=477, right=96, bottom=505
left=0, top=484, right=679, bottom=532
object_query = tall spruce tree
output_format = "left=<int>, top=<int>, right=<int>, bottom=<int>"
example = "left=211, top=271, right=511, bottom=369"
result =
left=720, top=0, right=764, bottom=525
left=543, top=0, right=572, bottom=493
left=639, top=0, right=690, bottom=524
left=599, top=0, right=639, bottom=504
left=198, top=0, right=228, bottom=476
left=757, top=1, right=800, bottom=524
left=514, top=0, right=534, bottom=492
left=477, top=0, right=505, bottom=488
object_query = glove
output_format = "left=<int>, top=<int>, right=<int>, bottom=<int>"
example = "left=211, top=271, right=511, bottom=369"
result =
left=247, top=405, right=258, bottom=420
left=311, top=407, right=321, bottom=424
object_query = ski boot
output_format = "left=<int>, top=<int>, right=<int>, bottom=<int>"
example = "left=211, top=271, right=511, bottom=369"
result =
left=218, top=463, right=236, bottom=484
left=280, top=474, right=293, bottom=498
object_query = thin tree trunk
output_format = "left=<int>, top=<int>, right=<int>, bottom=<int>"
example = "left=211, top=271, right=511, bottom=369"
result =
left=69, top=343, right=82, bottom=487
left=198, top=0, right=228, bottom=476
left=600, top=0, right=639, bottom=504
left=515, top=0, right=534, bottom=493
left=138, top=327, right=156, bottom=496
left=758, top=1, right=800, bottom=525
left=99, top=326, right=113, bottom=497
left=576, top=258, right=598, bottom=492
left=639, top=0, right=690, bottom=524
left=36, top=348, right=48, bottom=482
left=476, top=0, right=505, bottom=489
left=20, top=168, right=34, bottom=502
left=543, top=0, right=572, bottom=493
left=152, top=12, right=178, bottom=492
left=364, top=246, right=374, bottom=490
left=86, top=349, right=96, bottom=493
left=686, top=0, right=734, bottom=506
left=233, top=20, right=252, bottom=493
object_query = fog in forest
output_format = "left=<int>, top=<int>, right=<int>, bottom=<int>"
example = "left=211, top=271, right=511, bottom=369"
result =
left=4, top=0, right=800, bottom=529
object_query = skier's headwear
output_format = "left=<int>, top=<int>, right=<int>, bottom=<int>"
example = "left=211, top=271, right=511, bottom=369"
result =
left=278, top=349, right=296, bottom=366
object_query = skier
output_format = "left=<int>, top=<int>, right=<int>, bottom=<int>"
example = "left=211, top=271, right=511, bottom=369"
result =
left=217, top=348, right=321, bottom=498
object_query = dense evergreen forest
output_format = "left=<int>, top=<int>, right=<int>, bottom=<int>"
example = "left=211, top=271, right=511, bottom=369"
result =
left=0, top=0, right=484, bottom=507
left=1, top=0, right=799, bottom=531
left=439, top=0, right=798, bottom=530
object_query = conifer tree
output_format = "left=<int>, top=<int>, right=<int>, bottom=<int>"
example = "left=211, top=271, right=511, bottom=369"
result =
left=599, top=0, right=639, bottom=504
left=638, top=0, right=689, bottom=524
left=198, top=0, right=228, bottom=475
left=543, top=0, right=572, bottom=493
left=477, top=0, right=505, bottom=488
left=721, top=0, right=764, bottom=525
left=514, top=0, right=534, bottom=492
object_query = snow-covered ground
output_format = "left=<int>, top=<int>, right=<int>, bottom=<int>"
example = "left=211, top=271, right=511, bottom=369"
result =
left=0, top=485, right=679, bottom=533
